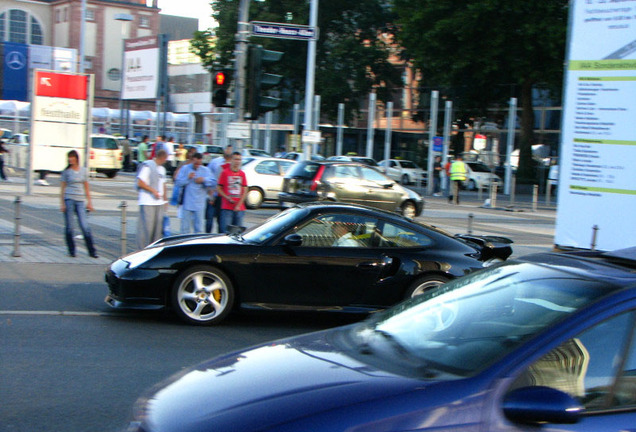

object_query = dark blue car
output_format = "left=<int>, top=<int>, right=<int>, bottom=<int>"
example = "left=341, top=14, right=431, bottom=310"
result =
left=127, top=248, right=636, bottom=432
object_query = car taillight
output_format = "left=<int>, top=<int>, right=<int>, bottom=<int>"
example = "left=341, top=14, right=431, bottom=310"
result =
left=310, top=165, right=325, bottom=191
left=90, top=150, right=95, bottom=160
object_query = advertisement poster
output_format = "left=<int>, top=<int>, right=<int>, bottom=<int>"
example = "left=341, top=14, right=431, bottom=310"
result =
left=121, top=36, right=159, bottom=100
left=555, top=0, right=636, bottom=251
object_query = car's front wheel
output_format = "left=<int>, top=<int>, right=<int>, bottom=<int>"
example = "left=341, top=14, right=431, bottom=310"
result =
left=171, top=266, right=235, bottom=325
left=401, top=174, right=410, bottom=185
left=404, top=275, right=450, bottom=299
left=468, top=179, right=477, bottom=190
left=245, top=187, right=264, bottom=209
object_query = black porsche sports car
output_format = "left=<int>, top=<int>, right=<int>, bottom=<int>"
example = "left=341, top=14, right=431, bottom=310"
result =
left=105, top=202, right=512, bottom=325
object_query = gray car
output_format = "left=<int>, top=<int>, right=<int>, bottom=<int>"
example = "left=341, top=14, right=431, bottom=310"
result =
left=242, top=157, right=296, bottom=209
left=279, top=161, right=424, bottom=218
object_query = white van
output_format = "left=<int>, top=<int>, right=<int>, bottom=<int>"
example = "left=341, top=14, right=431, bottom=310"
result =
left=89, top=134, right=122, bottom=178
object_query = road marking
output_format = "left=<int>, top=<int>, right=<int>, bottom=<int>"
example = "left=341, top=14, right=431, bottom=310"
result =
left=0, top=310, right=111, bottom=317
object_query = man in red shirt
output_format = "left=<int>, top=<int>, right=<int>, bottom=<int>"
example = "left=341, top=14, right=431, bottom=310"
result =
left=216, top=152, right=247, bottom=233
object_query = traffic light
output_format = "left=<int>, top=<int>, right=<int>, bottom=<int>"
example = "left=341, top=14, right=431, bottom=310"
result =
left=212, top=69, right=231, bottom=107
left=246, top=44, right=283, bottom=120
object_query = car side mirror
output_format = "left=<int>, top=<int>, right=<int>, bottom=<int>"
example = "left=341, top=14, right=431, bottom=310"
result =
left=503, top=386, right=583, bottom=425
left=383, top=182, right=394, bottom=189
left=283, top=234, right=303, bottom=247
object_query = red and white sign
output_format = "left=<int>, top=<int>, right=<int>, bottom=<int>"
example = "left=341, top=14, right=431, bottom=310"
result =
left=35, top=71, right=88, bottom=100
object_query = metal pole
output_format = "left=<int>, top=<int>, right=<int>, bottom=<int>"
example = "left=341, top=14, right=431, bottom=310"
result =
left=365, top=93, right=376, bottom=158
left=234, top=0, right=251, bottom=122
left=532, top=184, right=539, bottom=212
left=491, top=183, right=498, bottom=209
left=442, top=100, right=452, bottom=193
left=264, top=111, right=272, bottom=154
left=12, top=196, right=21, bottom=257
left=292, top=103, right=300, bottom=151
left=591, top=225, right=599, bottom=250
left=384, top=101, right=393, bottom=167
left=505, top=98, right=517, bottom=195
left=302, top=0, right=319, bottom=160
left=79, top=0, right=86, bottom=72
left=510, top=175, right=516, bottom=205
left=313, top=95, right=321, bottom=130
left=467, top=213, right=474, bottom=235
left=119, top=201, right=127, bottom=257
left=336, top=103, right=344, bottom=156
left=427, top=91, right=439, bottom=195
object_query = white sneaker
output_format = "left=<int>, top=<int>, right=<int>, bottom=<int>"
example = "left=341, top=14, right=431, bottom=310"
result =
left=36, top=179, right=50, bottom=186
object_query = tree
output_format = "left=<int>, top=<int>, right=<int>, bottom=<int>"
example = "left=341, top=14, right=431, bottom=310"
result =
left=392, top=0, right=568, bottom=178
left=190, top=0, right=402, bottom=122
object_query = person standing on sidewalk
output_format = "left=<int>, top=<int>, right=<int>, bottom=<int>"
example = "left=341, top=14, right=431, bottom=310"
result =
left=205, top=145, right=232, bottom=233
left=60, top=150, right=98, bottom=258
left=432, top=155, right=442, bottom=196
left=0, top=139, right=9, bottom=181
left=136, top=149, right=168, bottom=249
left=137, top=135, right=150, bottom=164
left=217, top=152, right=247, bottom=233
left=175, top=152, right=214, bottom=233
left=120, top=135, right=132, bottom=172
left=448, top=155, right=467, bottom=204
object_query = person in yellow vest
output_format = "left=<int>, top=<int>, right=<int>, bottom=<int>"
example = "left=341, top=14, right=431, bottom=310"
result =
left=448, top=155, right=467, bottom=204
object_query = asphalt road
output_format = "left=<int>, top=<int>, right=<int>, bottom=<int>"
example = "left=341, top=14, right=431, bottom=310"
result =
left=0, top=171, right=557, bottom=431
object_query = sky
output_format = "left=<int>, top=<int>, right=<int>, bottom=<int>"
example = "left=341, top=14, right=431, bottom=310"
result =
left=155, top=0, right=215, bottom=30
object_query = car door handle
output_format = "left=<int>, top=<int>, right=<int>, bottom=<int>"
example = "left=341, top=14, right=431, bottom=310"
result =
left=357, top=256, right=393, bottom=270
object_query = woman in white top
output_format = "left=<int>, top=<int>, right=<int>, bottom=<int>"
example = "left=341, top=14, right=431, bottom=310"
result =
left=60, top=150, right=98, bottom=258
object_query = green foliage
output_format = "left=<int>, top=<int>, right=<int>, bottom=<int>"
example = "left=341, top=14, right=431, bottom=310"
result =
left=191, top=0, right=402, bottom=121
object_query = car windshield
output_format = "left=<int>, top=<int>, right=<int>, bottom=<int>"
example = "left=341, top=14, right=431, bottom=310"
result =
left=286, top=162, right=321, bottom=179
left=352, top=262, right=614, bottom=378
left=242, top=207, right=310, bottom=243
left=353, top=158, right=378, bottom=166
left=468, top=163, right=491, bottom=173
left=399, top=161, right=418, bottom=169
left=92, top=137, right=118, bottom=150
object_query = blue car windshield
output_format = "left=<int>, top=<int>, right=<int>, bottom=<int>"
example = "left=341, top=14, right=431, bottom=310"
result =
left=356, top=262, right=615, bottom=377
left=242, top=207, right=309, bottom=244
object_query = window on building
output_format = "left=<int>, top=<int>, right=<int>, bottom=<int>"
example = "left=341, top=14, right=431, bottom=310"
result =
left=85, top=9, right=95, bottom=21
left=139, top=16, right=150, bottom=28
left=0, top=9, right=44, bottom=45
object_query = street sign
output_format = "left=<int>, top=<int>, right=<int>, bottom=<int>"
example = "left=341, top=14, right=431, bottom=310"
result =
left=251, top=21, right=318, bottom=41
left=302, top=130, right=321, bottom=144
left=227, top=122, right=250, bottom=139
left=432, top=136, right=443, bottom=152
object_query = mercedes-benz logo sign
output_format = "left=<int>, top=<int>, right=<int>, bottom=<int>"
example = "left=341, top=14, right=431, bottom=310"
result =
left=6, top=51, right=26, bottom=70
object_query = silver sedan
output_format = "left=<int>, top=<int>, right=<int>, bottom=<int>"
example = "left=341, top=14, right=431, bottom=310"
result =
left=242, top=157, right=296, bottom=209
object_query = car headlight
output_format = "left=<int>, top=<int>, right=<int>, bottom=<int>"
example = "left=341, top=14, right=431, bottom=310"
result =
left=124, top=247, right=164, bottom=269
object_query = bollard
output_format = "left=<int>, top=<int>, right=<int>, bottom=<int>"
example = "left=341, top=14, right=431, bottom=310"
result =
left=545, top=180, right=552, bottom=205
left=453, top=181, right=459, bottom=205
left=119, top=200, right=127, bottom=256
left=490, top=183, right=498, bottom=209
left=510, top=175, right=516, bottom=206
left=468, top=213, right=474, bottom=235
left=12, top=196, right=21, bottom=257
left=532, top=185, right=539, bottom=212
left=477, top=183, right=482, bottom=202
left=591, top=225, right=599, bottom=250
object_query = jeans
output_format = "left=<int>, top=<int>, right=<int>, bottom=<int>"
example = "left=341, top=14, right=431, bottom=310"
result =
left=181, top=209, right=204, bottom=234
left=205, top=197, right=222, bottom=233
left=0, top=155, right=6, bottom=180
left=219, top=209, right=245, bottom=234
left=64, top=199, right=96, bottom=256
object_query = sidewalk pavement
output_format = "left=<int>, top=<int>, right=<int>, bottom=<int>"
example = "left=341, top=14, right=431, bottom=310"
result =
left=0, top=172, right=557, bottom=265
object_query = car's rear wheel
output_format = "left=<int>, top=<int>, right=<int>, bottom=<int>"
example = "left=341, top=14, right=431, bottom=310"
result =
left=106, top=170, right=118, bottom=179
left=171, top=266, right=234, bottom=325
left=401, top=201, right=417, bottom=219
left=245, top=187, right=264, bottom=209
left=404, top=275, right=450, bottom=299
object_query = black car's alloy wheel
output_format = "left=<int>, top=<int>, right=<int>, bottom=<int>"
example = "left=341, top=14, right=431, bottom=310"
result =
left=171, top=266, right=235, bottom=325
left=404, top=275, right=450, bottom=299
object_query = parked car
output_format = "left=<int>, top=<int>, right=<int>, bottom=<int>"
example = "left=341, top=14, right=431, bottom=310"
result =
left=194, top=144, right=223, bottom=165
left=89, top=134, right=122, bottom=178
left=379, top=159, right=426, bottom=185
left=279, top=161, right=424, bottom=218
left=105, top=202, right=512, bottom=326
left=327, top=155, right=379, bottom=166
left=242, top=156, right=296, bottom=209
left=125, top=247, right=636, bottom=432
left=464, top=162, right=501, bottom=190
left=242, top=148, right=271, bottom=158
left=282, top=152, right=325, bottom=161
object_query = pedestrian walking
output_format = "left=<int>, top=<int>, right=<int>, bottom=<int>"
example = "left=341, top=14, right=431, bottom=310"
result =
left=60, top=150, right=98, bottom=258
left=217, top=151, right=247, bottom=233
left=433, top=155, right=442, bottom=196
left=0, top=139, right=9, bottom=181
left=174, top=152, right=214, bottom=233
left=205, top=145, right=232, bottom=233
left=137, top=135, right=150, bottom=163
left=448, top=155, right=467, bottom=204
left=120, top=135, right=132, bottom=172
left=136, top=149, right=168, bottom=249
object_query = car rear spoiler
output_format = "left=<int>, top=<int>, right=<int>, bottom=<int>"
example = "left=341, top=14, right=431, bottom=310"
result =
left=454, top=234, right=514, bottom=261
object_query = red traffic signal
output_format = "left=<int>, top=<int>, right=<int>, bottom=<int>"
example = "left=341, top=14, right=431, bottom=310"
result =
left=214, top=71, right=226, bottom=87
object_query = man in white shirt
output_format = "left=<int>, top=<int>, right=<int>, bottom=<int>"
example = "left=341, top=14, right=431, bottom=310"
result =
left=136, top=149, right=168, bottom=249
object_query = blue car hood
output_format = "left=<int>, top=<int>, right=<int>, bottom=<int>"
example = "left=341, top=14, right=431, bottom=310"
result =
left=138, top=329, right=440, bottom=432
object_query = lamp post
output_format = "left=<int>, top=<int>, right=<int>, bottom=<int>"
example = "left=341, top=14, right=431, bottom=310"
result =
left=115, top=13, right=133, bottom=136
